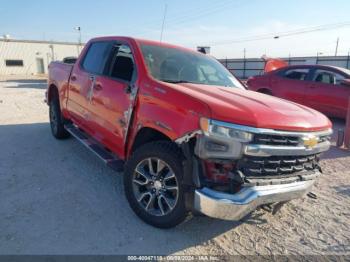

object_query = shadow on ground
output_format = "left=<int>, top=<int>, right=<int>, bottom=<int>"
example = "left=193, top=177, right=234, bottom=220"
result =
left=0, top=122, right=260, bottom=255
left=4, top=79, right=47, bottom=83
left=1, top=79, right=47, bottom=89
left=321, top=118, right=350, bottom=160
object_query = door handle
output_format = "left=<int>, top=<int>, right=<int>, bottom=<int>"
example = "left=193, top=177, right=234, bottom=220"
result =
left=71, top=75, right=77, bottom=81
left=125, top=85, right=132, bottom=94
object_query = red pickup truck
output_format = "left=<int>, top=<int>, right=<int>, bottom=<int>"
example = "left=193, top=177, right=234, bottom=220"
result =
left=47, top=36, right=332, bottom=228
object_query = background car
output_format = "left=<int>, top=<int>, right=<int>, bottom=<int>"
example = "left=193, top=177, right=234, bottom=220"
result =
left=247, top=62, right=350, bottom=119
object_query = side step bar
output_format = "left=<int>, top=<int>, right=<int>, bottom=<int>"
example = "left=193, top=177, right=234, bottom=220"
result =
left=65, top=124, right=124, bottom=172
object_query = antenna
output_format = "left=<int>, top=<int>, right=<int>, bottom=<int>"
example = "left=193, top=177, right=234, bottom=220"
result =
left=160, top=3, right=168, bottom=42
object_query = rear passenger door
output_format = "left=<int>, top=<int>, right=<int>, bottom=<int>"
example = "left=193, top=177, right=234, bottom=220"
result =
left=68, top=41, right=113, bottom=130
left=306, top=68, right=349, bottom=118
left=89, top=43, right=137, bottom=157
left=272, top=67, right=311, bottom=104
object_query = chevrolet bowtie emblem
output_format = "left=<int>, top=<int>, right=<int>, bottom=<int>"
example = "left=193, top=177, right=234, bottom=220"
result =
left=303, top=136, right=319, bottom=148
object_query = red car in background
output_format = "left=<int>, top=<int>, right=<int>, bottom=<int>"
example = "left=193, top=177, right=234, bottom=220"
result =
left=247, top=59, right=350, bottom=119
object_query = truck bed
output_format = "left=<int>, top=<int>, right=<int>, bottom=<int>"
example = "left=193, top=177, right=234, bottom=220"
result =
left=48, top=61, right=74, bottom=92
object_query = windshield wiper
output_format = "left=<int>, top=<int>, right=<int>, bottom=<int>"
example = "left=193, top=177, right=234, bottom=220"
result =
left=160, top=79, right=195, bottom=84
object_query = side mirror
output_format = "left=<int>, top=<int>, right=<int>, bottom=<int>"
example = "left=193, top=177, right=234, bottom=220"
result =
left=341, top=79, right=350, bottom=86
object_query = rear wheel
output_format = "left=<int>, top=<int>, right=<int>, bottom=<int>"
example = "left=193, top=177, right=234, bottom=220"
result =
left=49, top=97, right=70, bottom=139
left=124, top=141, right=188, bottom=228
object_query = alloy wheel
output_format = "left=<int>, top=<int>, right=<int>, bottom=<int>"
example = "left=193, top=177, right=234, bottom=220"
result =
left=132, top=158, right=179, bottom=216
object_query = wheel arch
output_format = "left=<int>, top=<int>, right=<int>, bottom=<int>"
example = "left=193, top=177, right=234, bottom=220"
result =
left=47, top=84, right=59, bottom=104
left=129, top=127, right=173, bottom=155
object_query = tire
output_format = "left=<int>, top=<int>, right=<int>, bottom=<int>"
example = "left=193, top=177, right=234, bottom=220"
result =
left=49, top=97, right=70, bottom=139
left=124, top=141, right=188, bottom=228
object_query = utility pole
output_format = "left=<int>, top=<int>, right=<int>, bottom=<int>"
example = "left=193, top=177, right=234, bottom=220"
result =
left=316, top=52, right=322, bottom=65
left=160, top=3, right=168, bottom=42
left=75, top=26, right=82, bottom=55
left=49, top=44, right=55, bottom=61
left=288, top=53, right=291, bottom=65
left=335, top=37, right=339, bottom=56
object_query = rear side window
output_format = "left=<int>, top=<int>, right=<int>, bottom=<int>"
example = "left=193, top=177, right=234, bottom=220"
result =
left=109, top=44, right=135, bottom=82
left=313, top=69, right=345, bottom=85
left=282, top=68, right=309, bottom=81
left=82, top=42, right=112, bottom=74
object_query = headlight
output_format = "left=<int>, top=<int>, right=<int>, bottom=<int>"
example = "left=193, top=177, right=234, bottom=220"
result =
left=200, top=118, right=253, bottom=142
left=196, top=118, right=253, bottom=159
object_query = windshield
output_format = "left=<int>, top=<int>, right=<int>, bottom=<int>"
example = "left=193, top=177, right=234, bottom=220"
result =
left=336, top=66, right=350, bottom=77
left=140, top=44, right=245, bottom=89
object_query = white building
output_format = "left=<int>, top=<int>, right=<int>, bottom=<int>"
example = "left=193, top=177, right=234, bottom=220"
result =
left=0, top=38, right=83, bottom=76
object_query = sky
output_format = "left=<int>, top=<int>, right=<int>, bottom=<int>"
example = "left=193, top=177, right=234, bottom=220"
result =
left=1, top=0, right=350, bottom=58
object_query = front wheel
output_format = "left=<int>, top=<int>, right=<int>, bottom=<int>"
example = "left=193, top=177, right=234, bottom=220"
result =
left=124, top=141, right=188, bottom=228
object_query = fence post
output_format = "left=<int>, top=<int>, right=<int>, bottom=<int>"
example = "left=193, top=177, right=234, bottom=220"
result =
left=345, top=97, right=350, bottom=149
left=243, top=49, right=246, bottom=79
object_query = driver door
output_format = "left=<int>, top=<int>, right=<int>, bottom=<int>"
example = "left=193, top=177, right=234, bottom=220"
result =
left=89, top=43, right=137, bottom=157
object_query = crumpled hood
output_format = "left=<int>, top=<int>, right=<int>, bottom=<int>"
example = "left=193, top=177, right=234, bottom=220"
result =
left=173, top=83, right=332, bottom=132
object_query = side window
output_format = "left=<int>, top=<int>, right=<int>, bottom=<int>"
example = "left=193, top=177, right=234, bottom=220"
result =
left=82, top=42, right=112, bottom=75
left=109, top=44, right=135, bottom=82
left=313, top=69, right=345, bottom=85
left=282, top=68, right=309, bottom=81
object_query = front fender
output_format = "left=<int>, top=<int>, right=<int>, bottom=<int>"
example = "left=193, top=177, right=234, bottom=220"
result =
left=125, top=84, right=211, bottom=157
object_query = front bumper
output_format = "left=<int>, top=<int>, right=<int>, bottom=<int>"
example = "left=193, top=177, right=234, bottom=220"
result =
left=194, top=179, right=315, bottom=220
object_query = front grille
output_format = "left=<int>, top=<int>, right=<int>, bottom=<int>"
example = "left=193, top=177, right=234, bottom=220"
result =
left=238, top=154, right=320, bottom=178
left=253, top=134, right=300, bottom=146
left=253, top=134, right=331, bottom=147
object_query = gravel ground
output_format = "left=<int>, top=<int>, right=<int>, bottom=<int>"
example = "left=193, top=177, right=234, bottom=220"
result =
left=0, top=77, right=349, bottom=256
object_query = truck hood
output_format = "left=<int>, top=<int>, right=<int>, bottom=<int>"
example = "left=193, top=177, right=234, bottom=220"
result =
left=173, top=83, right=331, bottom=132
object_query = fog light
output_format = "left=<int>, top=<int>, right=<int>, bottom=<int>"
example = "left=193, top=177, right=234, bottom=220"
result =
left=205, top=141, right=228, bottom=152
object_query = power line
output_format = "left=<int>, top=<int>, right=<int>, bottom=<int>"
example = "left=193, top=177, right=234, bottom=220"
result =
left=165, top=0, right=238, bottom=26
left=208, top=21, right=350, bottom=46
left=163, top=0, right=233, bottom=24
left=118, top=0, right=235, bottom=33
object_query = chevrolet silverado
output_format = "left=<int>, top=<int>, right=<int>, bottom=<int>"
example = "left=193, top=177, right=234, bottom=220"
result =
left=47, top=37, right=332, bottom=228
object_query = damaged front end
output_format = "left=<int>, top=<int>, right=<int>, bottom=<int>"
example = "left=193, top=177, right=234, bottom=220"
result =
left=177, top=118, right=332, bottom=220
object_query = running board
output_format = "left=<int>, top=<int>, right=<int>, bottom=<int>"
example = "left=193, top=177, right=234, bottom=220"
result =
left=65, top=124, right=124, bottom=172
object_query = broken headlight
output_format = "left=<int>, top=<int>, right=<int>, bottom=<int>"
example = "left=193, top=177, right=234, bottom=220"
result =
left=200, top=118, right=253, bottom=142
left=196, top=118, right=253, bottom=159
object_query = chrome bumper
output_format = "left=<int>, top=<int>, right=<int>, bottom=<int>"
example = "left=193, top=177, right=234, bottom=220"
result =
left=194, top=180, right=315, bottom=220
left=244, top=141, right=331, bottom=157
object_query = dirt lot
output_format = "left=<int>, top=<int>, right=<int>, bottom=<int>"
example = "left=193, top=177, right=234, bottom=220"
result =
left=0, top=77, right=350, bottom=256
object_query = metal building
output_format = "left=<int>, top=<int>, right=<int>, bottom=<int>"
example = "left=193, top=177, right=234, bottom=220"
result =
left=0, top=38, right=83, bottom=76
